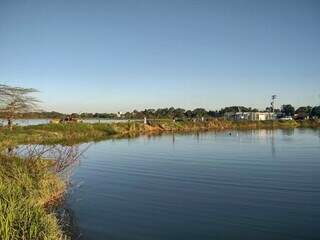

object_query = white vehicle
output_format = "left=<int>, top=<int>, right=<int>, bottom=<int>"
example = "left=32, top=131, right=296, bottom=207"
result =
left=279, top=116, right=293, bottom=121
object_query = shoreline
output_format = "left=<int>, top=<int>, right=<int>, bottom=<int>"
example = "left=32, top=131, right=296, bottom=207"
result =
left=0, top=119, right=319, bottom=146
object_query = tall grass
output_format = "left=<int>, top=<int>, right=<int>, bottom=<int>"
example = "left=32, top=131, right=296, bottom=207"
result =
left=0, top=155, right=67, bottom=240
left=0, top=119, right=319, bottom=146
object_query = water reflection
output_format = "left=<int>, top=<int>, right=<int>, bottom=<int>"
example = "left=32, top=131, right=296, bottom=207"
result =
left=65, top=129, right=320, bottom=240
left=271, top=130, right=276, bottom=158
left=55, top=203, right=83, bottom=240
left=171, top=133, right=175, bottom=145
left=282, top=128, right=295, bottom=136
left=6, top=129, right=320, bottom=240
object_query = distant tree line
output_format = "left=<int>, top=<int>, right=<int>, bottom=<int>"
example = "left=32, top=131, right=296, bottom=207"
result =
left=281, top=104, right=320, bottom=119
left=2, top=105, right=319, bottom=120
left=127, top=105, right=320, bottom=119
left=2, top=83, right=319, bottom=126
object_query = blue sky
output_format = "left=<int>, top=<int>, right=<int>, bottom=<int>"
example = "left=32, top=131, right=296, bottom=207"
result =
left=0, top=0, right=319, bottom=113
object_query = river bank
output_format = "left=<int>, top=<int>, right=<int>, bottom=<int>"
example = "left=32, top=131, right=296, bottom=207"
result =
left=0, top=119, right=319, bottom=146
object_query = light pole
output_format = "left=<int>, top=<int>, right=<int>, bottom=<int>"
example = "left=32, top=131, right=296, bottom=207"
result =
left=271, top=95, right=277, bottom=113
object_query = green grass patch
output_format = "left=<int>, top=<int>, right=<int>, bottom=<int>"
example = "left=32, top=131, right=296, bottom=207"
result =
left=0, top=155, right=67, bottom=240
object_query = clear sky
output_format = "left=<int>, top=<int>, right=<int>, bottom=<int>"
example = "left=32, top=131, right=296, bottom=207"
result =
left=0, top=0, right=319, bottom=113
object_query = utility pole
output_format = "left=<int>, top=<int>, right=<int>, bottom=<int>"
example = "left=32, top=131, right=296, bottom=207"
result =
left=271, top=95, right=277, bottom=112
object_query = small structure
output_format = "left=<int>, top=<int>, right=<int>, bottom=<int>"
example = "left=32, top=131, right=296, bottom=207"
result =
left=224, top=112, right=276, bottom=121
left=248, top=112, right=276, bottom=121
left=224, top=112, right=249, bottom=121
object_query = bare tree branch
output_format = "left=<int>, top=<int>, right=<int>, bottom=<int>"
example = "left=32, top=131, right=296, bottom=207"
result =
left=0, top=84, right=40, bottom=128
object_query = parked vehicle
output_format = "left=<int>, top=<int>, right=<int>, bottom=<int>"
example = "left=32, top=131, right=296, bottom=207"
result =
left=279, top=116, right=293, bottom=121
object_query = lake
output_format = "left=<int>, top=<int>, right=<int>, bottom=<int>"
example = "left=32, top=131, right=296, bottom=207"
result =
left=65, top=129, right=320, bottom=240
left=0, top=118, right=50, bottom=126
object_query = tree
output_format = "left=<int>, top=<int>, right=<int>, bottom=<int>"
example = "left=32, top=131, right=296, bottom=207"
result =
left=295, top=106, right=312, bottom=118
left=265, top=107, right=272, bottom=112
left=219, top=106, right=249, bottom=115
left=0, top=84, right=40, bottom=128
left=310, top=106, right=320, bottom=118
left=208, top=110, right=220, bottom=118
left=281, top=104, right=295, bottom=117
left=185, top=110, right=193, bottom=118
left=192, top=108, right=207, bottom=118
left=172, top=108, right=185, bottom=118
left=143, top=109, right=156, bottom=118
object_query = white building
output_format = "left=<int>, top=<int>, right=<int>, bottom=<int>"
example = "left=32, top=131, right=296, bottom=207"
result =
left=248, top=112, right=276, bottom=121
left=224, top=112, right=276, bottom=121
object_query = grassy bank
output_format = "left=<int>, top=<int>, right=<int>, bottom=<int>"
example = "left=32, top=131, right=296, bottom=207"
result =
left=0, top=119, right=319, bottom=146
left=0, top=154, right=66, bottom=240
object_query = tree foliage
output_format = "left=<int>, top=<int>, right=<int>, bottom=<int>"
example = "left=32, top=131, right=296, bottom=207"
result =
left=310, top=106, right=320, bottom=118
left=281, top=104, right=295, bottom=117
left=0, top=84, right=40, bottom=126
left=295, top=106, right=312, bottom=117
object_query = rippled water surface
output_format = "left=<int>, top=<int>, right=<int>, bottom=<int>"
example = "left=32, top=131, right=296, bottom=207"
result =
left=67, top=129, right=320, bottom=240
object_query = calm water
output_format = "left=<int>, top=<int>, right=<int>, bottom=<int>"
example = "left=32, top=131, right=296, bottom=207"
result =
left=66, top=129, right=320, bottom=240
left=0, top=118, right=50, bottom=126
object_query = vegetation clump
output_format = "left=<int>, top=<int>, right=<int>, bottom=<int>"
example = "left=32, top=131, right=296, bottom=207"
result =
left=0, top=154, right=66, bottom=240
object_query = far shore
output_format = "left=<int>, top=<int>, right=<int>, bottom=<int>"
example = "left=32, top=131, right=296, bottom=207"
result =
left=1, top=119, right=319, bottom=147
